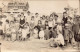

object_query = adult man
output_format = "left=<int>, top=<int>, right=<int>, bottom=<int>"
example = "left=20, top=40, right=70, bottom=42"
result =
left=24, top=11, right=31, bottom=23
left=34, top=13, right=40, bottom=26
left=62, top=12, right=68, bottom=26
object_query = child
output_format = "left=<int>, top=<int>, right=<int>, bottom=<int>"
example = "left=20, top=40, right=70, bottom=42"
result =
left=45, top=21, right=48, bottom=26
left=15, top=20, right=20, bottom=31
left=48, top=18, right=53, bottom=30
left=5, top=28, right=11, bottom=41
left=11, top=25, right=16, bottom=41
left=41, top=17, right=45, bottom=26
left=30, top=16, right=35, bottom=37
left=5, top=20, right=11, bottom=41
left=37, top=20, right=42, bottom=34
left=33, top=26, right=38, bottom=39
left=30, top=16, right=35, bottom=28
left=44, top=21, right=48, bottom=29
left=25, top=22, right=30, bottom=39
left=26, top=11, right=31, bottom=23
left=56, top=22, right=62, bottom=35
left=64, top=24, right=71, bottom=46
left=35, top=13, right=40, bottom=26
left=22, top=27, right=27, bottom=41
left=39, top=27, right=45, bottom=40
left=44, top=25, right=50, bottom=40
left=17, top=28, right=22, bottom=41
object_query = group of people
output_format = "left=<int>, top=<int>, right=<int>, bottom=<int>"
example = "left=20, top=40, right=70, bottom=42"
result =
left=0, top=10, right=80, bottom=48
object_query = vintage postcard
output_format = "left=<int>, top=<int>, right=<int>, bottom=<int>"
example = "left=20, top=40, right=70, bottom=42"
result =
left=0, top=0, right=80, bottom=52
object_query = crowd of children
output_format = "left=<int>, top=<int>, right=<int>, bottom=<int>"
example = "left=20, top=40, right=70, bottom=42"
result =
left=0, top=11, right=80, bottom=48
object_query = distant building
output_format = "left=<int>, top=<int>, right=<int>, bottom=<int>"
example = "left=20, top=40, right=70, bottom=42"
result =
left=8, top=2, right=29, bottom=11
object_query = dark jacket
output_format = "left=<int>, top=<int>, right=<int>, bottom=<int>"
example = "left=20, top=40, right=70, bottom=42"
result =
left=62, top=17, right=68, bottom=25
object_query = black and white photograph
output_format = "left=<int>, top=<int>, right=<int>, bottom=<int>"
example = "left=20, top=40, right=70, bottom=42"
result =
left=0, top=0, right=80, bottom=52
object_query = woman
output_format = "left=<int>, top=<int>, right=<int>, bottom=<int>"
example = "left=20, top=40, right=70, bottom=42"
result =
left=30, top=16, right=35, bottom=38
left=37, top=20, right=42, bottom=33
left=20, top=15, right=25, bottom=29
left=44, top=25, right=50, bottom=40
left=48, top=18, right=54, bottom=30
left=54, top=30, right=64, bottom=47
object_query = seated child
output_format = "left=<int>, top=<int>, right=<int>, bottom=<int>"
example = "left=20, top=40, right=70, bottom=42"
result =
left=33, top=26, right=38, bottom=39
left=49, top=31, right=64, bottom=48
left=39, top=27, right=45, bottom=40
left=11, top=25, right=17, bottom=41
left=44, top=25, right=50, bottom=40
left=24, top=22, right=30, bottom=39
left=5, top=28, right=11, bottom=41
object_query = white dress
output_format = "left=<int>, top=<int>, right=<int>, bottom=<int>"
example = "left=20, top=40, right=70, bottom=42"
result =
left=48, top=21, right=53, bottom=27
left=33, top=29, right=38, bottom=38
left=11, top=28, right=16, bottom=41
left=39, top=30, right=44, bottom=38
